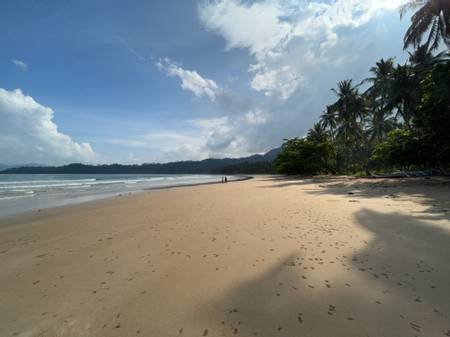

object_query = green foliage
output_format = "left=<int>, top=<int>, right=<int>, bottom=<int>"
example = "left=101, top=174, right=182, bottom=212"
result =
left=282, top=56, right=449, bottom=175
left=400, top=0, right=450, bottom=51
left=275, top=5, right=450, bottom=176
left=415, top=62, right=450, bottom=166
left=371, top=129, right=421, bottom=170
left=274, top=126, right=335, bottom=175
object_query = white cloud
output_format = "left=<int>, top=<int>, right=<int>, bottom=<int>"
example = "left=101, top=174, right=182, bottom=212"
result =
left=0, top=88, right=96, bottom=164
left=250, top=65, right=302, bottom=99
left=187, top=117, right=228, bottom=129
left=107, top=138, right=148, bottom=148
left=198, top=0, right=293, bottom=59
left=244, top=109, right=267, bottom=125
left=124, top=0, right=407, bottom=162
left=157, top=58, right=220, bottom=101
left=187, top=116, right=249, bottom=157
left=12, top=59, right=28, bottom=71
left=102, top=108, right=270, bottom=162
left=199, top=0, right=404, bottom=99
left=185, top=110, right=269, bottom=158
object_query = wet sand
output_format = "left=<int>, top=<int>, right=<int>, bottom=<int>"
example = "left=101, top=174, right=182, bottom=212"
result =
left=1, top=176, right=449, bottom=337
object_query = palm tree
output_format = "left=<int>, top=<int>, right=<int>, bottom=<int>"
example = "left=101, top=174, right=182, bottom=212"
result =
left=329, top=80, right=365, bottom=144
left=363, top=58, right=396, bottom=142
left=307, top=123, right=329, bottom=143
left=389, top=64, right=418, bottom=128
left=328, top=80, right=367, bottom=172
left=367, top=106, right=397, bottom=143
left=319, top=106, right=337, bottom=138
left=408, top=44, right=449, bottom=72
left=401, top=0, right=450, bottom=51
left=364, top=58, right=395, bottom=95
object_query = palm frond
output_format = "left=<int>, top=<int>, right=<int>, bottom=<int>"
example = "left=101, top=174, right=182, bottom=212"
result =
left=400, top=0, right=426, bottom=19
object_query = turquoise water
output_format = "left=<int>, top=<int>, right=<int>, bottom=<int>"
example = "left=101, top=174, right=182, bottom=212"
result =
left=0, top=174, right=232, bottom=217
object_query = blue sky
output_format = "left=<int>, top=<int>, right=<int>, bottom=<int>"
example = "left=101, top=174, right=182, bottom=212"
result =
left=1, top=0, right=410, bottom=164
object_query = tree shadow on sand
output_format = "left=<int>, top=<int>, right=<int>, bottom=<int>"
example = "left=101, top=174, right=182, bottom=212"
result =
left=192, top=208, right=450, bottom=337
left=260, top=176, right=450, bottom=221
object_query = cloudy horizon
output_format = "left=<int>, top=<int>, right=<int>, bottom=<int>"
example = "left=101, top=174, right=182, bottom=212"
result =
left=1, top=0, right=410, bottom=165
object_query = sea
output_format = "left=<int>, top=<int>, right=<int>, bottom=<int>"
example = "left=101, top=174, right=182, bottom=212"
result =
left=0, top=174, right=237, bottom=218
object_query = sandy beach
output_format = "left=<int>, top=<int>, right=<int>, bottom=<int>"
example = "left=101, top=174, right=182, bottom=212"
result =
left=1, top=176, right=449, bottom=337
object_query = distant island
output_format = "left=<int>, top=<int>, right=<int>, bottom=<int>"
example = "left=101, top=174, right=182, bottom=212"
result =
left=0, top=148, right=280, bottom=175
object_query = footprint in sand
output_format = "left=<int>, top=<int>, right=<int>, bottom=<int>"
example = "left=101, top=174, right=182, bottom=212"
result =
left=297, top=313, right=303, bottom=324
left=203, top=329, right=208, bottom=336
left=409, top=322, right=421, bottom=332
left=328, top=305, right=336, bottom=315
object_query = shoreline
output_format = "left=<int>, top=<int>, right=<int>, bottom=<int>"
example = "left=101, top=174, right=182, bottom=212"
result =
left=1, top=176, right=449, bottom=337
left=0, top=174, right=252, bottom=222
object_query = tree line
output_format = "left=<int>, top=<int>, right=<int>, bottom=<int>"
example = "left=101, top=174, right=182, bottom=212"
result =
left=2, top=151, right=278, bottom=174
left=275, top=0, right=450, bottom=176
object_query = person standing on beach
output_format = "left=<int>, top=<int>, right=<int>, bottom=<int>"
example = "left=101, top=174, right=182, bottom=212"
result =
left=225, top=176, right=228, bottom=183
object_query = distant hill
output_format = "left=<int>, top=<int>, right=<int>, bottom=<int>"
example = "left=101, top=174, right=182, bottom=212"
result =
left=0, top=163, right=46, bottom=171
left=0, top=148, right=280, bottom=174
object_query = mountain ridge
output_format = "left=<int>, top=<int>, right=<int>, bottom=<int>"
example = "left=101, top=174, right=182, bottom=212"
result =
left=0, top=148, right=280, bottom=174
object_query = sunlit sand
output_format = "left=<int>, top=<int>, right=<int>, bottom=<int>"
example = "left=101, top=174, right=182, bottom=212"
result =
left=1, top=176, right=449, bottom=337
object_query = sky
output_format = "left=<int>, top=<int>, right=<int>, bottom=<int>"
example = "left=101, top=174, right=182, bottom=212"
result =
left=0, top=0, right=411, bottom=165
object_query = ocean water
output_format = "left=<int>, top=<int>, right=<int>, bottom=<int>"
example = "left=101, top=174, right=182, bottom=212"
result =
left=0, top=174, right=235, bottom=218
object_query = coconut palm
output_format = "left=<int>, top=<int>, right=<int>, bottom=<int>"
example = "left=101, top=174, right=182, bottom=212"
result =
left=319, top=106, right=337, bottom=137
left=327, top=80, right=368, bottom=172
left=367, top=107, right=397, bottom=143
left=389, top=64, right=418, bottom=128
left=362, top=58, right=396, bottom=142
left=364, top=58, right=395, bottom=95
left=328, top=80, right=365, bottom=144
left=401, top=0, right=450, bottom=51
left=408, top=44, right=449, bottom=73
left=307, top=122, right=329, bottom=143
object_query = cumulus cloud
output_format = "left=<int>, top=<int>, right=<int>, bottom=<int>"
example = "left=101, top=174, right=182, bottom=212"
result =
left=198, top=0, right=293, bottom=59
left=105, top=108, right=270, bottom=162
left=250, top=65, right=302, bottom=99
left=145, top=0, right=407, bottom=161
left=244, top=109, right=267, bottom=125
left=186, top=115, right=258, bottom=157
left=157, top=58, right=220, bottom=101
left=0, top=88, right=96, bottom=164
left=12, top=59, right=28, bottom=71
left=155, top=56, right=272, bottom=158
left=199, top=0, right=404, bottom=100
left=185, top=108, right=270, bottom=158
